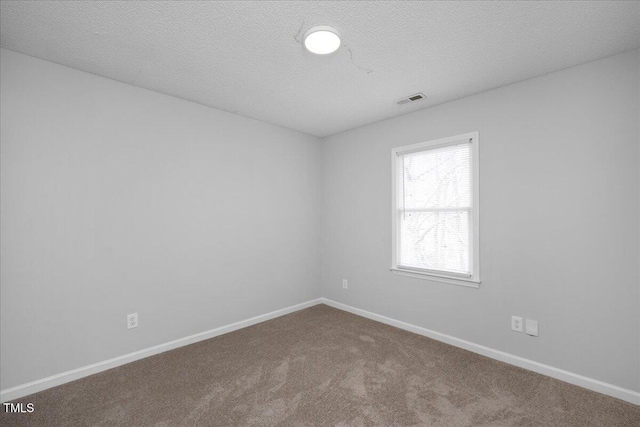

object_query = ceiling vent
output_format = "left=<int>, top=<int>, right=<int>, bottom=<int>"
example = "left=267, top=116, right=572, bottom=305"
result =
left=397, top=93, right=426, bottom=105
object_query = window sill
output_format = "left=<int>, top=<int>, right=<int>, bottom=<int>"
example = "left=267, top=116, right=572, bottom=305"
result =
left=389, top=268, right=480, bottom=289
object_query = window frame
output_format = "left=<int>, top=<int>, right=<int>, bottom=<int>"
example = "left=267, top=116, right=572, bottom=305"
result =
left=390, top=131, right=480, bottom=288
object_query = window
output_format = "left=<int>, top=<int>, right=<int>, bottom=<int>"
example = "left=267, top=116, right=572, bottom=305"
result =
left=391, top=132, right=480, bottom=287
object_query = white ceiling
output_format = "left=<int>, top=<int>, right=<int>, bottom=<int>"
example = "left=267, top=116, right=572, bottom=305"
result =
left=1, top=1, right=639, bottom=137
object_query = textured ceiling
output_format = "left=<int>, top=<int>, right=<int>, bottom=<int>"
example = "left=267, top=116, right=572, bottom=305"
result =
left=1, top=1, right=639, bottom=137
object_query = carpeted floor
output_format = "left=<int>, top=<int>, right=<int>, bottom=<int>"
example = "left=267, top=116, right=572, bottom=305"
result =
left=1, top=304, right=639, bottom=426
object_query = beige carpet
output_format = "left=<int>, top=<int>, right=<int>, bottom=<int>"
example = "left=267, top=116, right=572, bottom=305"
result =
left=1, top=304, right=639, bottom=426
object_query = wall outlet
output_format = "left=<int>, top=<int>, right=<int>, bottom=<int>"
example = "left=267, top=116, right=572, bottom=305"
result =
left=511, top=316, right=523, bottom=332
left=525, top=319, right=539, bottom=336
left=342, top=279, right=348, bottom=289
left=127, top=313, right=138, bottom=329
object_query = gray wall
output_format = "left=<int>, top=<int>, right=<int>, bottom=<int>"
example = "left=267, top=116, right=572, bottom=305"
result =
left=0, top=49, right=321, bottom=390
left=2, top=47, right=639, bottom=395
left=320, top=49, right=640, bottom=392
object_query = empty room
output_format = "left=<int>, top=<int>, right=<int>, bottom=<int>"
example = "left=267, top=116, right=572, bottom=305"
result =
left=1, top=1, right=639, bottom=426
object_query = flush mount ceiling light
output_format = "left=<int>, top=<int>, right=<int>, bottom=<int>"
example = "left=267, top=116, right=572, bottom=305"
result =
left=303, top=26, right=341, bottom=55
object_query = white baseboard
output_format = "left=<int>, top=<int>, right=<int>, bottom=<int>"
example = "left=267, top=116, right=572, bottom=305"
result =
left=320, top=298, right=640, bottom=406
left=4, top=297, right=638, bottom=406
left=0, top=298, right=323, bottom=403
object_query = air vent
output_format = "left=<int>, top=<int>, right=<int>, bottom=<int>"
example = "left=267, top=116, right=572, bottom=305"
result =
left=397, top=92, right=426, bottom=105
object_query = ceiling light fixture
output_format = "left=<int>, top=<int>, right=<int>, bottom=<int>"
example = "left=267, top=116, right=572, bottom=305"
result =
left=303, top=26, right=341, bottom=55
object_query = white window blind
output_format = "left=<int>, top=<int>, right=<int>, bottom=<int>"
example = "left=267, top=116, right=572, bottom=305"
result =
left=392, top=132, right=479, bottom=285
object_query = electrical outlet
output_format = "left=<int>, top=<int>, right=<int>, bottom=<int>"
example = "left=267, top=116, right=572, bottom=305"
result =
left=342, top=279, right=348, bottom=289
left=127, top=313, right=138, bottom=329
left=511, top=316, right=523, bottom=332
left=525, top=319, right=539, bottom=336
